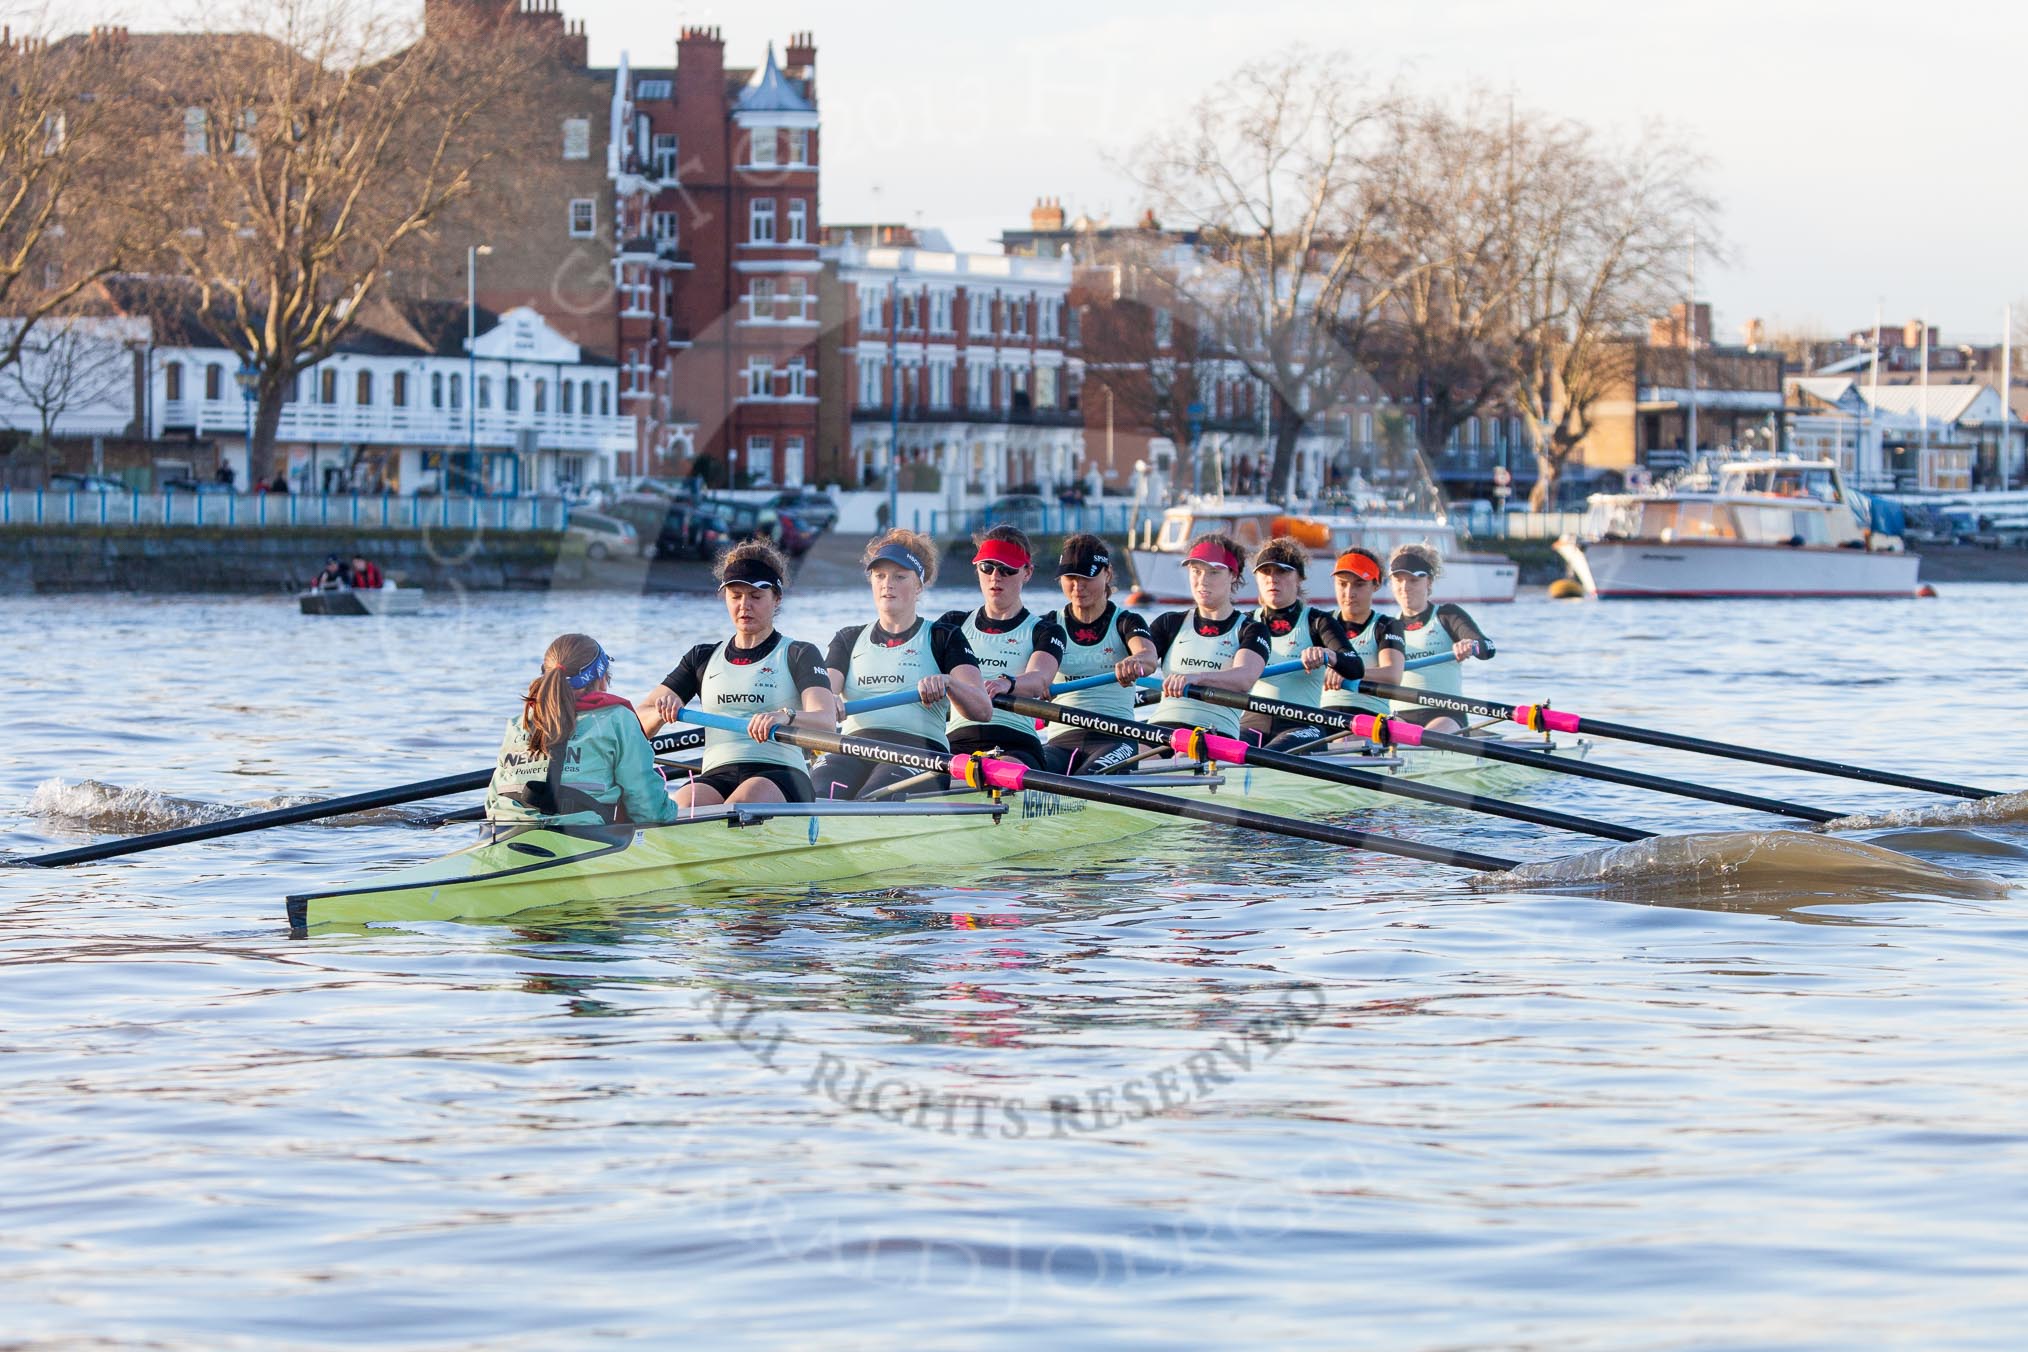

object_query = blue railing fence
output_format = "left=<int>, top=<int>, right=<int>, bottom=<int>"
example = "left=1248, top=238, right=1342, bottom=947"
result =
left=1, top=490, right=570, bottom=532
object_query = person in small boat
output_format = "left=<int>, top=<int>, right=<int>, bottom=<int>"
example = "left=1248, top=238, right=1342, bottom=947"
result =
left=310, top=555, right=349, bottom=591
left=640, top=540, right=834, bottom=806
left=938, top=524, right=1066, bottom=769
left=1387, top=542, right=1493, bottom=735
left=1239, top=537, right=1363, bottom=749
left=348, top=553, right=384, bottom=591
left=486, top=633, right=681, bottom=827
left=1144, top=532, right=1270, bottom=742
left=813, top=529, right=991, bottom=799
left=1320, top=547, right=1405, bottom=719
left=1041, top=533, right=1158, bottom=774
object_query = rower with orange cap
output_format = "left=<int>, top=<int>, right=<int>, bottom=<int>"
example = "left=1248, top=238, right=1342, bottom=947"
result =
left=1320, top=546, right=1405, bottom=718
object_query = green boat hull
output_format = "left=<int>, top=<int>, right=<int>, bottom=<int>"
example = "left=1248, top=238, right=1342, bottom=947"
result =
left=286, top=740, right=1583, bottom=928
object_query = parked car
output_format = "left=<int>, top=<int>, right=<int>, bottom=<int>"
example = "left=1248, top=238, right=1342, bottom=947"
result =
left=565, top=510, right=642, bottom=561
left=160, top=477, right=236, bottom=495
left=978, top=493, right=1051, bottom=532
left=48, top=473, right=128, bottom=493
left=768, top=488, right=839, bottom=532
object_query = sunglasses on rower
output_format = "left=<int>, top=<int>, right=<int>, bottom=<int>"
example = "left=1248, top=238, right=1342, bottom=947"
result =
left=975, top=561, right=1022, bottom=577
left=1390, top=568, right=1432, bottom=580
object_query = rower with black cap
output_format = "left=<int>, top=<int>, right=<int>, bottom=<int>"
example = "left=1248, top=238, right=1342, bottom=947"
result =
left=1387, top=542, right=1493, bottom=734
left=813, top=528, right=991, bottom=799
left=638, top=539, right=834, bottom=806
left=1240, top=537, right=1364, bottom=749
left=1041, top=532, right=1158, bottom=774
left=1320, top=546, right=1405, bottom=718
left=938, top=524, right=1067, bottom=769
left=1144, top=531, right=1271, bottom=739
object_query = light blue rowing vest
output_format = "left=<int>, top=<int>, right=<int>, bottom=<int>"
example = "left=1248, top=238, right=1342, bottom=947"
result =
left=951, top=608, right=1045, bottom=738
left=1050, top=607, right=1137, bottom=723
left=839, top=621, right=949, bottom=747
left=1323, top=612, right=1391, bottom=717
left=1147, top=612, right=1246, bottom=737
left=1252, top=605, right=1332, bottom=709
left=1394, top=607, right=1464, bottom=712
left=697, top=640, right=809, bottom=774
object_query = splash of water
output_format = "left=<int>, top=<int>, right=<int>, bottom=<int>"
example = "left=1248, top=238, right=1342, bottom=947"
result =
left=26, top=778, right=449, bottom=835
left=1481, top=829, right=2010, bottom=899
left=1821, top=788, right=2028, bottom=834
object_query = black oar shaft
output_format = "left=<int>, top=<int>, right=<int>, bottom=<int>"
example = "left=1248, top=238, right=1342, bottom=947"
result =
left=1205, top=688, right=1842, bottom=824
left=18, top=728, right=707, bottom=868
left=1358, top=679, right=1997, bottom=801
left=765, top=724, right=1516, bottom=872
left=997, top=695, right=1648, bottom=843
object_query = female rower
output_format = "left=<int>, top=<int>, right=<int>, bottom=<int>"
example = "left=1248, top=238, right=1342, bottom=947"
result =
left=1042, top=533, right=1157, bottom=775
left=814, top=528, right=992, bottom=799
left=639, top=540, right=833, bottom=806
left=1144, top=532, right=1270, bottom=741
left=938, top=524, right=1066, bottom=768
left=486, top=633, right=681, bottom=827
left=1320, top=546, right=1405, bottom=718
left=1240, top=537, right=1364, bottom=749
left=1387, top=542, right=1493, bottom=735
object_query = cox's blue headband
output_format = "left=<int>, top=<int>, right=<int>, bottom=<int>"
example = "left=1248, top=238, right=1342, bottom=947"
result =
left=565, top=646, right=611, bottom=690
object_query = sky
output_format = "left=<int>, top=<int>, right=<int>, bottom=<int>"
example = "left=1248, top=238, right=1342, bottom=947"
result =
left=71, top=0, right=2028, bottom=344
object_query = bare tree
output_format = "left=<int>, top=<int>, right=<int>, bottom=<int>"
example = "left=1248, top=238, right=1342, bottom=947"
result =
left=1503, top=118, right=1715, bottom=508
left=1, top=315, right=136, bottom=450
left=1130, top=52, right=1417, bottom=498
left=118, top=0, right=547, bottom=485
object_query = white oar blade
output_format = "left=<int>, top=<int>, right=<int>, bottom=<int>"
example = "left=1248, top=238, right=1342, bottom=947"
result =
left=1821, top=788, right=2028, bottom=834
left=1479, top=830, right=2009, bottom=899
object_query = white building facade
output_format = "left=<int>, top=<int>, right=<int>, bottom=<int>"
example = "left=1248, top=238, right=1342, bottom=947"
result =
left=827, top=238, right=1085, bottom=502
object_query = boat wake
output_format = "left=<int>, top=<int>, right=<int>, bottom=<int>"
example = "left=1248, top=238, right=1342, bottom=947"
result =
left=1481, top=829, right=2010, bottom=899
left=26, top=778, right=447, bottom=834
left=1820, top=788, right=2028, bottom=834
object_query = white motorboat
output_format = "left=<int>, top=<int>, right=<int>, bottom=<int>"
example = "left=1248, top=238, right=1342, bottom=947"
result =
left=1125, top=496, right=1518, bottom=607
left=1554, top=458, right=1921, bottom=599
left=297, top=584, right=424, bottom=616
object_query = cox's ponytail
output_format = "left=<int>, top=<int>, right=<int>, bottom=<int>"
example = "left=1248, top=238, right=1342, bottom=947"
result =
left=524, top=632, right=604, bottom=757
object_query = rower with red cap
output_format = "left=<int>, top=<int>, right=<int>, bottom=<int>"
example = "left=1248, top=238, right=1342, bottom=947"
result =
left=1143, top=531, right=1271, bottom=740
left=814, top=528, right=992, bottom=799
left=1387, top=542, right=1493, bottom=734
left=1041, top=533, right=1158, bottom=774
left=1320, top=546, right=1405, bottom=718
left=938, top=524, right=1066, bottom=769
left=1240, top=537, right=1365, bottom=749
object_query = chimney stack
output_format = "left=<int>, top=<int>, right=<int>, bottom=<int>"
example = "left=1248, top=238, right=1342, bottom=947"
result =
left=1031, top=196, right=1066, bottom=232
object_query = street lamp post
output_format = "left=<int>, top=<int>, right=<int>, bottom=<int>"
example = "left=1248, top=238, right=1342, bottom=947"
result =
left=234, top=359, right=258, bottom=490
left=466, top=243, right=492, bottom=496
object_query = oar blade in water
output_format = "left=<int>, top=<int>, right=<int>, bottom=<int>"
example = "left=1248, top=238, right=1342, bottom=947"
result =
left=1481, top=830, right=2009, bottom=899
left=1821, top=788, right=2028, bottom=834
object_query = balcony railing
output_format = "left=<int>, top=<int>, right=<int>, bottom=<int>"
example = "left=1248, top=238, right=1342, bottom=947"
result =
left=160, top=397, right=633, bottom=453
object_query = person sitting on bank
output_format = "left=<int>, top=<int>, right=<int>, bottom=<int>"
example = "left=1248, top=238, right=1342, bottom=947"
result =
left=349, top=553, right=384, bottom=590
left=486, top=633, right=680, bottom=827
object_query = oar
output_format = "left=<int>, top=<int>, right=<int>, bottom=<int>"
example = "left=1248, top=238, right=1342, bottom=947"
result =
left=14, top=728, right=708, bottom=867
left=672, top=708, right=1517, bottom=872
left=1359, top=679, right=2001, bottom=801
left=1167, top=685, right=1842, bottom=824
left=995, top=694, right=1650, bottom=842
left=1045, top=651, right=1456, bottom=699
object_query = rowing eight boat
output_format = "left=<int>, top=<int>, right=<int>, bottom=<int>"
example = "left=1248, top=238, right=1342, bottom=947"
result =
left=285, top=735, right=1586, bottom=929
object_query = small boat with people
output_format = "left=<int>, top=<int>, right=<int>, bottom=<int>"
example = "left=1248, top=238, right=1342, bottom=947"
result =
left=1553, top=457, right=1922, bottom=599
left=298, top=551, right=422, bottom=615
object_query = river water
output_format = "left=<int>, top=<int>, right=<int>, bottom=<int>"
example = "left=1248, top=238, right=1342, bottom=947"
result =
left=3, top=583, right=2025, bottom=1348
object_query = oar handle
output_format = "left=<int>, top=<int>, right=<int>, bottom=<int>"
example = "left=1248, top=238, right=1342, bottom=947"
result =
left=1048, top=657, right=1305, bottom=697
left=839, top=685, right=945, bottom=716
left=1125, top=648, right=1456, bottom=694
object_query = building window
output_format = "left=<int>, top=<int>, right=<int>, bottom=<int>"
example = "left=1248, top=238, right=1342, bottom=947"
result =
left=967, top=363, right=990, bottom=410
left=652, top=133, right=678, bottom=179
left=787, top=276, right=810, bottom=320
left=788, top=128, right=810, bottom=165
left=786, top=357, right=809, bottom=398
left=970, top=295, right=991, bottom=338
left=164, top=363, right=183, bottom=401
left=449, top=373, right=462, bottom=410
left=787, top=199, right=808, bottom=244
left=860, top=288, right=883, bottom=332
left=477, top=376, right=491, bottom=410
left=504, top=376, right=520, bottom=412
left=232, top=110, right=255, bottom=157
left=651, top=211, right=679, bottom=244
left=1039, top=297, right=1058, bottom=340
left=1035, top=366, right=1057, bottom=408
left=320, top=369, right=337, bottom=404
left=430, top=372, right=443, bottom=408
left=356, top=370, right=373, bottom=405
left=750, top=128, right=777, bottom=167
left=784, top=435, right=805, bottom=479
left=749, top=198, right=776, bottom=243
left=581, top=379, right=594, bottom=417
left=1154, top=307, right=1173, bottom=349
left=561, top=380, right=573, bottom=415
left=747, top=435, right=774, bottom=478
left=568, top=199, right=595, bottom=238
left=748, top=277, right=776, bottom=322
left=930, top=362, right=952, bottom=409
left=600, top=383, right=610, bottom=415
left=534, top=378, right=547, bottom=413
left=392, top=371, right=408, bottom=407
left=562, top=118, right=591, bottom=160
left=636, top=78, right=672, bottom=100
left=1008, top=298, right=1026, bottom=337
left=42, top=112, right=64, bottom=155
left=204, top=363, right=223, bottom=400
left=745, top=357, right=774, bottom=399
left=859, top=357, right=883, bottom=406
left=931, top=291, right=951, bottom=333
left=182, top=107, right=206, bottom=156
left=1067, top=306, right=1081, bottom=345
left=900, top=295, right=917, bottom=332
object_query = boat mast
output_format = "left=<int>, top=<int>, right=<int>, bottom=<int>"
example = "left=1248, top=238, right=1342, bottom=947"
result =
left=1685, top=229, right=1699, bottom=463
left=1919, top=315, right=1930, bottom=480
left=2002, top=304, right=2013, bottom=489
left=1868, top=303, right=1882, bottom=487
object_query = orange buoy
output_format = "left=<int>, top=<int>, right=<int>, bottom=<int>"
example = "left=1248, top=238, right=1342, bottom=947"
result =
left=1916, top=584, right=1938, bottom=598
left=1546, top=577, right=1585, bottom=599
left=1269, top=515, right=1331, bottom=549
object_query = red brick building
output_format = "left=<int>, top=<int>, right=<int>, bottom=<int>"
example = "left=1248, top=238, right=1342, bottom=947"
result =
left=605, top=31, right=821, bottom=485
